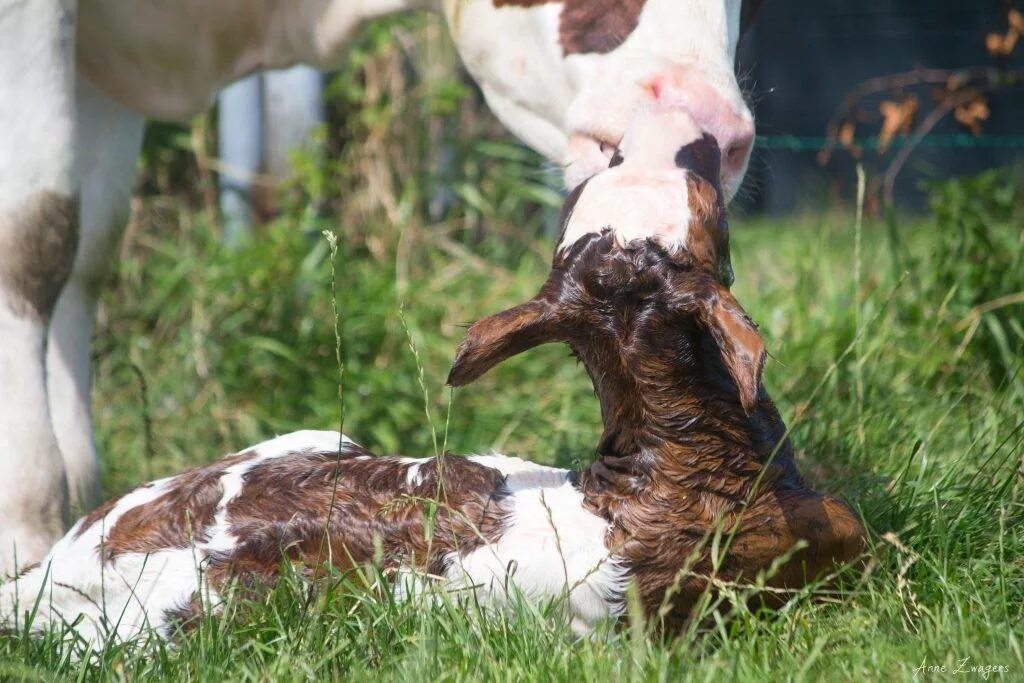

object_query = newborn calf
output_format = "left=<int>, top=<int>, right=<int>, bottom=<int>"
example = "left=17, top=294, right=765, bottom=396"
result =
left=1, top=110, right=863, bottom=649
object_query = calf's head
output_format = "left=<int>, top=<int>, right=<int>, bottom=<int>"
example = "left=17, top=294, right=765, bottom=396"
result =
left=442, top=0, right=761, bottom=199
left=450, top=131, right=770, bottom=456
left=448, top=231, right=765, bottom=453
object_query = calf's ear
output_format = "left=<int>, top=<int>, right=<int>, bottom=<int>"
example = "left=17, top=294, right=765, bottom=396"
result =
left=448, top=298, right=565, bottom=387
left=702, top=289, right=766, bottom=414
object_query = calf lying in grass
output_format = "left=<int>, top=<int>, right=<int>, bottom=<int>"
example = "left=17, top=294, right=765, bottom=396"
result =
left=1, top=112, right=865, bottom=649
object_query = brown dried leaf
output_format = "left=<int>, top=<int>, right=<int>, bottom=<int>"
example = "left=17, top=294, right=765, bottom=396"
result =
left=986, top=29, right=1019, bottom=56
left=878, top=96, right=918, bottom=154
left=1009, top=8, right=1024, bottom=33
left=1004, top=29, right=1020, bottom=54
left=954, top=97, right=990, bottom=136
left=987, top=31, right=1007, bottom=56
left=839, top=121, right=855, bottom=146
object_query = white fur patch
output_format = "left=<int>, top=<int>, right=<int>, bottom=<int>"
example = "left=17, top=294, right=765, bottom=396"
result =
left=559, top=167, right=693, bottom=254
left=404, top=461, right=428, bottom=488
left=248, top=430, right=354, bottom=458
left=0, top=510, right=204, bottom=647
left=445, top=454, right=626, bottom=634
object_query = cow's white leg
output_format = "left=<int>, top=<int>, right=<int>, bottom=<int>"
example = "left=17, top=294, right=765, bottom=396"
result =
left=0, top=0, right=78, bottom=574
left=47, top=78, right=144, bottom=516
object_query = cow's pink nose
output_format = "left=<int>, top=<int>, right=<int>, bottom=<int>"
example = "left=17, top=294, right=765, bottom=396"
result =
left=645, top=75, right=754, bottom=179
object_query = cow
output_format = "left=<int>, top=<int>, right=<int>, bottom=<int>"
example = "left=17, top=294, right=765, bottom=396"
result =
left=0, top=0, right=761, bottom=575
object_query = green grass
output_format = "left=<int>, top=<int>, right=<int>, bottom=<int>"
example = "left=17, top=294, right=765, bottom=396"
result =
left=2, top=168, right=1022, bottom=680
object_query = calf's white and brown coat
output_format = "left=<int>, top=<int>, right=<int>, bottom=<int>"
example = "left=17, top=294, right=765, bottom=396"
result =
left=1, top=112, right=864, bottom=647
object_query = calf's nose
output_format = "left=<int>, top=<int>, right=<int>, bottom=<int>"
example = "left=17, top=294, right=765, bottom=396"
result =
left=645, top=74, right=754, bottom=181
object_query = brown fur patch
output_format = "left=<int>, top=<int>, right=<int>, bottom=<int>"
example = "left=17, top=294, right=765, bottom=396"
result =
left=100, top=450, right=258, bottom=559
left=447, top=299, right=562, bottom=387
left=76, top=441, right=511, bottom=599
left=684, top=176, right=722, bottom=277
left=559, top=0, right=647, bottom=55
left=0, top=191, right=79, bottom=320
left=73, top=496, right=124, bottom=539
left=491, top=0, right=648, bottom=56
left=703, top=291, right=767, bottom=414
left=210, top=448, right=510, bottom=588
left=492, top=0, right=760, bottom=54
left=162, top=592, right=205, bottom=638
left=678, top=136, right=733, bottom=286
